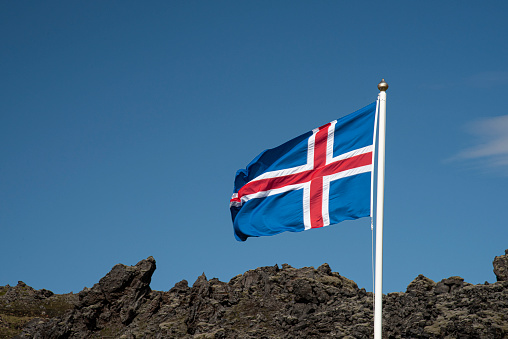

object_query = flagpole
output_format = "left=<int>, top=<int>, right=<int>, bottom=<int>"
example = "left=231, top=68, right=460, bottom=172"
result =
left=374, top=79, right=388, bottom=339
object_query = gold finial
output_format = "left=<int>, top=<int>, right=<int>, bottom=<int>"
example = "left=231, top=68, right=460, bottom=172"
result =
left=377, top=79, right=388, bottom=92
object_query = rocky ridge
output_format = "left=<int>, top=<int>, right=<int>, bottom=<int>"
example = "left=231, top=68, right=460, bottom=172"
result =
left=1, top=249, right=507, bottom=338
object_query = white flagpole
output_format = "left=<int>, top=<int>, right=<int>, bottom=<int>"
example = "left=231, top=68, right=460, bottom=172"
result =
left=374, top=79, right=388, bottom=339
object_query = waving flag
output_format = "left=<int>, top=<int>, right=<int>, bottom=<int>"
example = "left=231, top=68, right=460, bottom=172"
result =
left=230, top=102, right=377, bottom=241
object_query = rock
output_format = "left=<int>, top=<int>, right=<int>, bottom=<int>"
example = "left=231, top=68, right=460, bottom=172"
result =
left=434, top=276, right=464, bottom=294
left=317, top=263, right=332, bottom=275
left=406, top=274, right=436, bottom=295
left=7, top=249, right=508, bottom=338
left=0, top=282, right=76, bottom=338
left=13, top=257, right=156, bottom=338
left=493, top=249, right=508, bottom=281
left=292, top=278, right=316, bottom=303
left=170, top=279, right=190, bottom=293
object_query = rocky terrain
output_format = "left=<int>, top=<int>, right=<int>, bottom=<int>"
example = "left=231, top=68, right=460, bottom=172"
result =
left=1, top=250, right=507, bottom=338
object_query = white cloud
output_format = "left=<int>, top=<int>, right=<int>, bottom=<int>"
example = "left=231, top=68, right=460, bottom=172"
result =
left=454, top=115, right=508, bottom=172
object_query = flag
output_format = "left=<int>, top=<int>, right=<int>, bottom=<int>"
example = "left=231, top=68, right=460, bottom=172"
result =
left=230, top=102, right=377, bottom=241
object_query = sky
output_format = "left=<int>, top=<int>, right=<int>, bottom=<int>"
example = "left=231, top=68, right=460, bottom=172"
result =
left=1, top=1, right=508, bottom=295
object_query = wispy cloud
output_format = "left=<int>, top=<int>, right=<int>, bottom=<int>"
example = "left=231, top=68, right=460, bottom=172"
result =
left=452, top=115, right=508, bottom=173
left=465, top=71, right=508, bottom=88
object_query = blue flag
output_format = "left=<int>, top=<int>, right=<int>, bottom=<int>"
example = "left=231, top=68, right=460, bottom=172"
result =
left=230, top=102, right=377, bottom=241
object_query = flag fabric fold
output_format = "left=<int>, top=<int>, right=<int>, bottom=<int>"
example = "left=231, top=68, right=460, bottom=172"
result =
left=230, top=102, right=377, bottom=241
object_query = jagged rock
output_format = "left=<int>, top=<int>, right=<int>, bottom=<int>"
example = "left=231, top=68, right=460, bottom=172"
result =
left=5, top=250, right=508, bottom=338
left=434, top=276, right=464, bottom=294
left=494, top=249, right=508, bottom=281
left=406, top=274, right=436, bottom=295
left=0, top=281, right=76, bottom=338
left=12, top=257, right=156, bottom=338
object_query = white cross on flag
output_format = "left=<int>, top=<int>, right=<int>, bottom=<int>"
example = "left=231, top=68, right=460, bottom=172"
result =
left=230, top=101, right=377, bottom=241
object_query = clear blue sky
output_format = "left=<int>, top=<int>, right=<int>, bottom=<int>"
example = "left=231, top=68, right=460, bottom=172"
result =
left=1, top=1, right=507, bottom=295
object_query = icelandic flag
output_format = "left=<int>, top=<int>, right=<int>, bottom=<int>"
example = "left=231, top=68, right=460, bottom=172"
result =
left=230, top=102, right=377, bottom=241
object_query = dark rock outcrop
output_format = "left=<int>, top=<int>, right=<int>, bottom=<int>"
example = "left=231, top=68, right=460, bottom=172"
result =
left=4, top=250, right=508, bottom=338
left=494, top=249, right=508, bottom=282
left=12, top=257, right=157, bottom=339
left=0, top=281, right=76, bottom=338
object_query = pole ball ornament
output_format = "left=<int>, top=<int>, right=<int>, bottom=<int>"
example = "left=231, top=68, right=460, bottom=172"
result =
left=377, top=79, right=388, bottom=92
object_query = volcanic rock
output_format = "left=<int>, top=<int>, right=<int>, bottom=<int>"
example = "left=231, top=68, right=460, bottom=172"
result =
left=494, top=249, right=508, bottom=282
left=4, top=250, right=508, bottom=338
